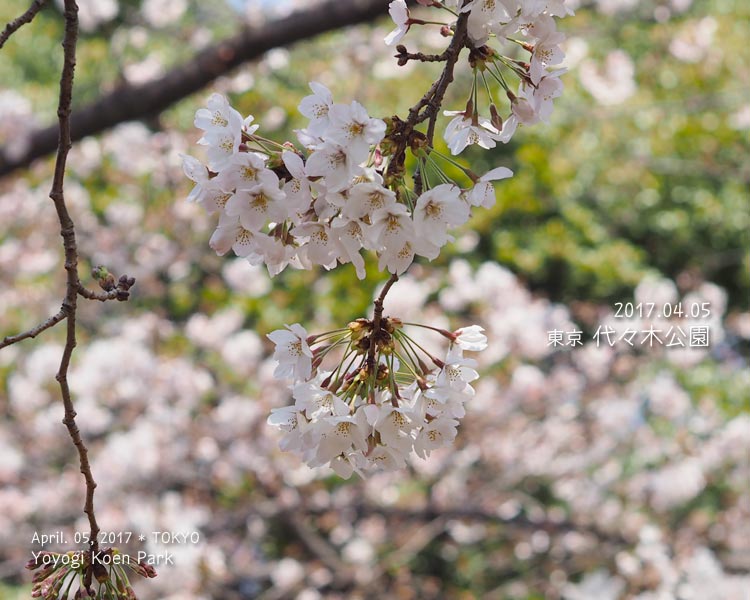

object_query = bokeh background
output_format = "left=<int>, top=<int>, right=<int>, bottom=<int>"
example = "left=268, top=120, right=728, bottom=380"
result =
left=1, top=0, right=749, bottom=598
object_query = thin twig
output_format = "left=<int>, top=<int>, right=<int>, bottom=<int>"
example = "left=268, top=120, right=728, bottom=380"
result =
left=0, top=309, right=67, bottom=349
left=77, top=285, right=119, bottom=301
left=419, top=5, right=470, bottom=146
left=49, top=0, right=102, bottom=579
left=0, top=0, right=47, bottom=50
left=385, top=2, right=470, bottom=197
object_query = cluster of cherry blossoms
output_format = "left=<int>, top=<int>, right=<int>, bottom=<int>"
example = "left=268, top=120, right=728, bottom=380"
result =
left=266, top=319, right=487, bottom=477
left=387, top=0, right=572, bottom=153
left=182, top=88, right=513, bottom=278
left=181, top=1, right=570, bottom=476
left=26, top=549, right=156, bottom=600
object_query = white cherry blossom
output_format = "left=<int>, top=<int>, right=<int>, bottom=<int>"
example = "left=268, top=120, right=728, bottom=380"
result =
left=267, top=324, right=314, bottom=380
left=466, top=166, right=514, bottom=208
left=209, top=212, right=265, bottom=260
left=414, top=416, right=459, bottom=458
left=326, top=101, right=386, bottom=162
left=443, top=111, right=502, bottom=155
left=344, top=181, right=396, bottom=220
left=224, top=179, right=286, bottom=232
left=384, top=0, right=410, bottom=46
left=298, top=81, right=334, bottom=136
left=194, top=93, right=243, bottom=136
left=413, top=184, right=470, bottom=248
left=305, top=141, right=363, bottom=192
left=453, top=325, right=488, bottom=351
left=291, top=221, right=339, bottom=268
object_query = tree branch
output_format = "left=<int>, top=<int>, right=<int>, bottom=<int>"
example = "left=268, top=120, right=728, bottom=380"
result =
left=0, top=309, right=66, bottom=349
left=0, top=0, right=47, bottom=50
left=0, top=0, right=394, bottom=179
left=49, top=1, right=102, bottom=582
left=366, top=273, right=399, bottom=375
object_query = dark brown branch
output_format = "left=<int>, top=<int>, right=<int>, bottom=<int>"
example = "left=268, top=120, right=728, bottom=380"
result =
left=78, top=273, right=135, bottom=302
left=50, top=0, right=102, bottom=577
left=77, top=285, right=119, bottom=301
left=0, top=0, right=47, bottom=50
left=394, top=45, right=448, bottom=65
left=0, top=309, right=66, bottom=349
left=366, top=273, right=399, bottom=373
left=419, top=6, right=469, bottom=145
left=384, top=3, right=469, bottom=195
left=0, top=0, right=394, bottom=179
left=0, top=272, right=134, bottom=349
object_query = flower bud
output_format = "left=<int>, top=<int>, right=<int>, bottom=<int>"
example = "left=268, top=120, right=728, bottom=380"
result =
left=92, top=265, right=116, bottom=291
left=489, top=104, right=503, bottom=131
left=93, top=561, right=109, bottom=583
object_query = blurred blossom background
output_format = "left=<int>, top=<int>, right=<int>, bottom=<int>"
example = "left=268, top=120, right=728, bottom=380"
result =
left=1, top=0, right=749, bottom=598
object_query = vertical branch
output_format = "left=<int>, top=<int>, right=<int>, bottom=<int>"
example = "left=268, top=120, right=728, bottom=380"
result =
left=49, top=0, right=101, bottom=558
left=366, top=273, right=399, bottom=373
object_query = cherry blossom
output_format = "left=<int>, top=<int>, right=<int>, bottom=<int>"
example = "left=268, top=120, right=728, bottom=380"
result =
left=267, top=323, right=314, bottom=380
left=443, top=111, right=502, bottom=155
left=384, top=0, right=410, bottom=46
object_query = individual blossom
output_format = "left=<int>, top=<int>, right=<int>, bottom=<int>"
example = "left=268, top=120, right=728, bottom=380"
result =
left=305, top=141, right=363, bottom=192
left=527, top=15, right=566, bottom=84
left=194, top=94, right=244, bottom=172
left=293, top=375, right=347, bottom=418
left=267, top=323, right=314, bottom=380
left=311, top=408, right=370, bottom=464
left=331, top=215, right=367, bottom=279
left=497, top=87, right=541, bottom=143
left=209, top=212, right=265, bottom=260
left=531, top=72, right=564, bottom=121
left=453, top=324, right=488, bottom=351
left=462, top=0, right=513, bottom=45
left=443, top=110, right=502, bottom=155
left=181, top=154, right=234, bottom=214
left=298, top=81, right=334, bottom=137
left=255, top=234, right=301, bottom=276
left=326, top=101, right=386, bottom=162
left=413, top=184, right=470, bottom=248
left=291, top=221, right=339, bottom=268
left=224, top=178, right=286, bottom=232
left=343, top=180, right=396, bottom=220
left=466, top=166, right=514, bottom=208
left=194, top=92, right=243, bottom=136
left=280, top=150, right=314, bottom=222
left=433, top=346, right=480, bottom=394
left=369, top=403, right=415, bottom=452
left=384, top=0, right=410, bottom=46
left=221, top=151, right=276, bottom=192
left=413, top=415, right=459, bottom=458
left=367, top=204, right=437, bottom=272
left=267, top=405, right=309, bottom=452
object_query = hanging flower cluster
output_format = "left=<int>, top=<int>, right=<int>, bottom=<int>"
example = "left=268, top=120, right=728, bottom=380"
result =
left=183, top=87, right=514, bottom=278
left=387, top=0, right=572, bottom=153
left=26, top=549, right=157, bottom=600
left=266, top=319, right=487, bottom=477
left=182, top=0, right=572, bottom=475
